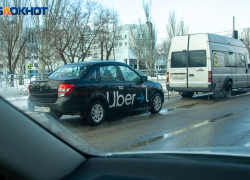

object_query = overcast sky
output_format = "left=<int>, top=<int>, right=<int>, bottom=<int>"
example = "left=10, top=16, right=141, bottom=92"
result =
left=96, top=0, right=250, bottom=42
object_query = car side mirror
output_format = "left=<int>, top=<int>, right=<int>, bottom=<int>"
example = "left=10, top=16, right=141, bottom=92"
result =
left=248, top=64, right=250, bottom=69
left=142, top=76, right=147, bottom=82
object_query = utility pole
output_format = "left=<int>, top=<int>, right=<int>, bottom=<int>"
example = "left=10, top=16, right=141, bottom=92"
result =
left=233, top=16, right=238, bottom=39
left=233, top=16, right=235, bottom=35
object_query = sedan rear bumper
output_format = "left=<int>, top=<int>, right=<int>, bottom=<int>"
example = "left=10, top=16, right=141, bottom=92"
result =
left=28, top=95, right=87, bottom=115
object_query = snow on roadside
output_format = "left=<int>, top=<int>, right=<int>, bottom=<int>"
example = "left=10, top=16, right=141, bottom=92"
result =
left=5, top=96, right=43, bottom=117
left=6, top=96, right=29, bottom=112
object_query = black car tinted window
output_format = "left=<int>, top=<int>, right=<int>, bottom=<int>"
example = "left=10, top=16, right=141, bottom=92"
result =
left=100, top=65, right=121, bottom=81
left=48, top=65, right=89, bottom=79
left=119, top=66, right=141, bottom=82
left=88, top=67, right=98, bottom=81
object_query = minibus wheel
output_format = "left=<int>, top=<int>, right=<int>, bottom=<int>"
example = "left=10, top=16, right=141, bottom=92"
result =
left=224, top=82, right=232, bottom=98
left=181, top=92, right=194, bottom=98
left=213, top=90, right=224, bottom=99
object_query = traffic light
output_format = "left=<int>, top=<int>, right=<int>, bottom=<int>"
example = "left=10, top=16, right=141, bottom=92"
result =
left=233, top=30, right=238, bottom=39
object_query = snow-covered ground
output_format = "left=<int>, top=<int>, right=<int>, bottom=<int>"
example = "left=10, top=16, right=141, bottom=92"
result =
left=0, top=78, right=35, bottom=99
left=5, top=96, right=29, bottom=112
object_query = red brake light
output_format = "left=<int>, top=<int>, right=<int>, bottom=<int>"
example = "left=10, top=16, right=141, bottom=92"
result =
left=28, top=85, right=30, bottom=96
left=58, top=84, right=75, bottom=97
left=208, top=71, right=212, bottom=82
left=166, top=72, right=169, bottom=82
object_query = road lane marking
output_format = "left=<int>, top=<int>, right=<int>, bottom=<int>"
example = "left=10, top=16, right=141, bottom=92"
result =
left=118, top=107, right=250, bottom=152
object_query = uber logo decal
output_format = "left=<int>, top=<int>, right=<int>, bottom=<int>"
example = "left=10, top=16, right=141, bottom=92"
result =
left=106, top=91, right=136, bottom=108
left=106, top=88, right=149, bottom=108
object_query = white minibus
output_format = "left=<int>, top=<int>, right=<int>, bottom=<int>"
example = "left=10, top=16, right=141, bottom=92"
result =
left=167, top=33, right=250, bottom=98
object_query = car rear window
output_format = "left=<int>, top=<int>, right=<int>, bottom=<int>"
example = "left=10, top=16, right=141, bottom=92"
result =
left=188, top=50, right=206, bottom=67
left=48, top=65, right=89, bottom=79
left=171, top=51, right=187, bottom=68
left=171, top=50, right=206, bottom=68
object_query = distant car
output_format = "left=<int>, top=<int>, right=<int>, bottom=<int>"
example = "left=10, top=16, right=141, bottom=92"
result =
left=28, top=61, right=164, bottom=125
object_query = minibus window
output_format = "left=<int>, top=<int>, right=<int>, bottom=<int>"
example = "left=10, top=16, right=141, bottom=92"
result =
left=212, top=51, right=225, bottom=67
left=171, top=51, right=187, bottom=68
left=226, top=52, right=236, bottom=67
left=188, top=50, right=206, bottom=67
left=240, top=55, right=246, bottom=67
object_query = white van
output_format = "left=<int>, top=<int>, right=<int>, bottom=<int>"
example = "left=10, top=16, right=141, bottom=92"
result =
left=166, top=33, right=250, bottom=98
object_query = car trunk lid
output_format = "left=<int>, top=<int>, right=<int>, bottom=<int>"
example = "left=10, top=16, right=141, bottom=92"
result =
left=29, top=79, right=62, bottom=103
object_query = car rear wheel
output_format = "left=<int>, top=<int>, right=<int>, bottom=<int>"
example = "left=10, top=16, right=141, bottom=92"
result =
left=224, top=82, right=232, bottom=98
left=87, top=101, right=105, bottom=126
left=213, top=90, right=224, bottom=99
left=44, top=112, right=62, bottom=120
left=149, top=93, right=162, bottom=113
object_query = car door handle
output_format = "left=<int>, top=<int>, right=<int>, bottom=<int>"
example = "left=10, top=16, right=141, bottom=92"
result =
left=128, top=85, right=132, bottom=88
left=102, top=85, right=108, bottom=89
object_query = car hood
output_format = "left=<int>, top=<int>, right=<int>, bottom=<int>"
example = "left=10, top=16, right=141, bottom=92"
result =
left=107, top=146, right=250, bottom=157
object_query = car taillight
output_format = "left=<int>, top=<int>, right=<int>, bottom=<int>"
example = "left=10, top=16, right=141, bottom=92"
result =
left=166, top=72, right=169, bottom=82
left=58, top=84, right=75, bottom=97
left=208, top=71, right=212, bottom=82
left=28, top=85, right=30, bottom=96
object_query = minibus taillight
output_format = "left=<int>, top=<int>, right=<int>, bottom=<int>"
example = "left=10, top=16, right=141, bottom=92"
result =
left=28, top=85, right=30, bottom=96
left=167, top=72, right=169, bottom=82
left=208, top=71, right=212, bottom=82
left=58, top=84, right=75, bottom=97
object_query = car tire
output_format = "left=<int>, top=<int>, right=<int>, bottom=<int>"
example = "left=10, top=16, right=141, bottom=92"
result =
left=213, top=90, right=224, bottom=99
left=149, top=93, right=162, bottom=113
left=87, top=101, right=106, bottom=126
left=224, top=82, right=232, bottom=98
left=181, top=92, right=194, bottom=98
left=44, top=112, right=62, bottom=120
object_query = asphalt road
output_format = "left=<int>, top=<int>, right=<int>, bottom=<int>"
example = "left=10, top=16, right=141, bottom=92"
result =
left=38, top=90, right=250, bottom=153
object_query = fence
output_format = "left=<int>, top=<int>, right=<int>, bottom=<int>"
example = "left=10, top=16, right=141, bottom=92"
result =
left=0, top=69, right=167, bottom=100
left=140, top=69, right=167, bottom=90
left=0, top=72, right=50, bottom=100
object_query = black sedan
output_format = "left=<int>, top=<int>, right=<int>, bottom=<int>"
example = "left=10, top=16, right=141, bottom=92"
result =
left=28, top=61, right=164, bottom=125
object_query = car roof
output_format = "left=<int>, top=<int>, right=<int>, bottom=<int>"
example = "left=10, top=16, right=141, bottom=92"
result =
left=66, top=61, right=128, bottom=66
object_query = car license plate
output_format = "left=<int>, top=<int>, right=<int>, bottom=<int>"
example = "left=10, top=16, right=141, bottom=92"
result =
left=34, top=106, right=50, bottom=112
left=172, top=75, right=185, bottom=79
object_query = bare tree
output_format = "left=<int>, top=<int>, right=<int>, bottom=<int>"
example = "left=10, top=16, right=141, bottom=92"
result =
left=30, top=0, right=68, bottom=72
left=163, top=10, right=188, bottom=56
left=241, top=28, right=250, bottom=54
left=97, top=7, right=122, bottom=61
left=157, top=40, right=168, bottom=67
left=52, top=0, right=83, bottom=65
left=129, top=0, right=158, bottom=70
left=78, top=2, right=112, bottom=62
left=0, top=0, right=30, bottom=86
left=51, top=1, right=111, bottom=64
left=105, top=10, right=123, bottom=61
left=97, top=24, right=109, bottom=61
